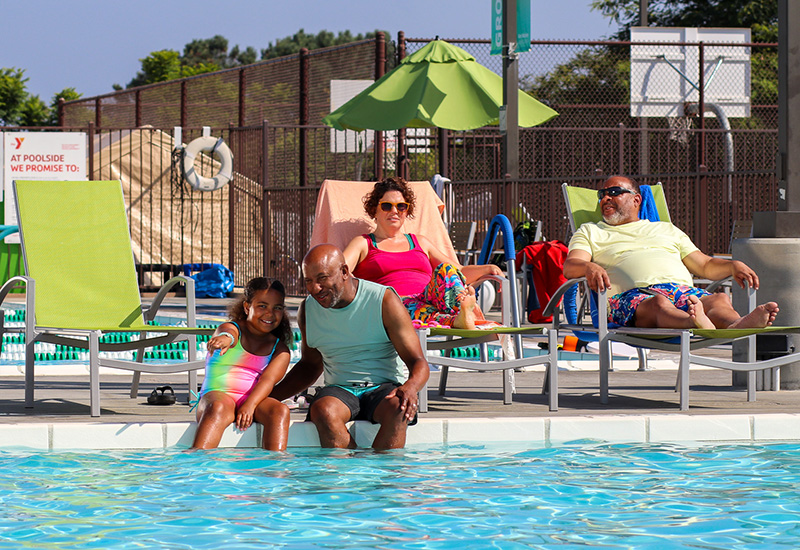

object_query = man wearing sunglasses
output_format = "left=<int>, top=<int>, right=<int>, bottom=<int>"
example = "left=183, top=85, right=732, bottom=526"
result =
left=563, top=175, right=779, bottom=330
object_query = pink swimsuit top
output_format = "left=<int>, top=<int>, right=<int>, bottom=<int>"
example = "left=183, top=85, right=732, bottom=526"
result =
left=200, top=322, right=278, bottom=407
left=352, top=233, right=433, bottom=296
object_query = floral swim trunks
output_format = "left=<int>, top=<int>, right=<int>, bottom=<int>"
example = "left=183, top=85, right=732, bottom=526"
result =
left=607, top=283, right=712, bottom=327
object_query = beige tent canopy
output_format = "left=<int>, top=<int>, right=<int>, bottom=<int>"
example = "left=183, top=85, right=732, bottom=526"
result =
left=91, top=128, right=252, bottom=285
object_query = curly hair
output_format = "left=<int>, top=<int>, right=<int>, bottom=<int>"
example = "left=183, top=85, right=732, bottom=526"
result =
left=362, top=176, right=416, bottom=219
left=228, top=277, right=292, bottom=348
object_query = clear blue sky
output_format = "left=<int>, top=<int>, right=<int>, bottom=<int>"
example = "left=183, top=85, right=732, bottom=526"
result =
left=1, top=0, right=616, bottom=101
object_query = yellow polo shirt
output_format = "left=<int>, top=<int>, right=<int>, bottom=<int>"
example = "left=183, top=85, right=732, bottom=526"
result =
left=568, top=219, right=698, bottom=297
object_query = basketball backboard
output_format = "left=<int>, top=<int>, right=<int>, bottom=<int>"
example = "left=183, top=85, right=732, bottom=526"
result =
left=630, top=27, right=751, bottom=118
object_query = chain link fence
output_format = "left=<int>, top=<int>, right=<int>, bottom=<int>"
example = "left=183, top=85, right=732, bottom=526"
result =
left=57, top=35, right=779, bottom=293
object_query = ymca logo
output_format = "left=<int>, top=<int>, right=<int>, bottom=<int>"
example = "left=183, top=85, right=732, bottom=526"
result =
left=13, top=137, right=24, bottom=149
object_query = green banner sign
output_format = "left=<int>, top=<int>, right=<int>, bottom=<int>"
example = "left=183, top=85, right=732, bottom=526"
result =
left=491, top=0, right=531, bottom=55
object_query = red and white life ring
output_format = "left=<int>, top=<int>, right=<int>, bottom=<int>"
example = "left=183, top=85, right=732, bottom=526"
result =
left=181, top=136, right=233, bottom=192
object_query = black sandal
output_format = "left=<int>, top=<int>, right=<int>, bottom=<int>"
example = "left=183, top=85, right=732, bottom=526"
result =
left=147, top=385, right=176, bottom=405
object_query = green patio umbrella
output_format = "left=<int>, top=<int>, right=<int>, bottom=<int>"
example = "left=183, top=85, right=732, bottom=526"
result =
left=323, top=40, right=558, bottom=132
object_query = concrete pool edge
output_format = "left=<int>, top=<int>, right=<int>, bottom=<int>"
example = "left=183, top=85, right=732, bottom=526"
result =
left=3, top=413, right=800, bottom=450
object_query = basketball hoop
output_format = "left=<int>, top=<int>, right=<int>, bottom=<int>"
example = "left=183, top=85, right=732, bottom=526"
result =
left=666, top=115, right=693, bottom=146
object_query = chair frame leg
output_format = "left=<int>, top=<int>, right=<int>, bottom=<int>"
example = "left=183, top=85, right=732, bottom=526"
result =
left=548, top=328, right=558, bottom=412
left=90, top=331, right=101, bottom=417
left=679, top=332, right=690, bottom=410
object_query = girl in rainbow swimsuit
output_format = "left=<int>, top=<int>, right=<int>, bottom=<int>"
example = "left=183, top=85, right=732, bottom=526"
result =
left=192, top=277, right=292, bottom=451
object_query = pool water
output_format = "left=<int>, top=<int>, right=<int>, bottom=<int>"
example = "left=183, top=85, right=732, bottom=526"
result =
left=2, top=442, right=800, bottom=549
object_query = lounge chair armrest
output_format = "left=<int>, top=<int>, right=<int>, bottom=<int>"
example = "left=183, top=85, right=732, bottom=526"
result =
left=542, top=277, right=586, bottom=318
left=143, top=275, right=197, bottom=323
left=0, top=275, right=32, bottom=305
left=703, top=276, right=732, bottom=293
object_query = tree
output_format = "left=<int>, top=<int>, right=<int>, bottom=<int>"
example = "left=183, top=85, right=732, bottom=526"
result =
left=525, top=0, right=778, bottom=128
left=261, top=29, right=395, bottom=68
left=183, top=35, right=257, bottom=68
left=0, top=67, right=80, bottom=126
left=0, top=67, right=28, bottom=125
left=122, top=31, right=393, bottom=89
left=19, top=95, right=49, bottom=126
left=591, top=0, right=777, bottom=42
left=48, top=87, right=82, bottom=126
left=125, top=36, right=262, bottom=88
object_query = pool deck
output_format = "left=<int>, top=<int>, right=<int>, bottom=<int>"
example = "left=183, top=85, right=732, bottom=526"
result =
left=2, top=295, right=800, bottom=449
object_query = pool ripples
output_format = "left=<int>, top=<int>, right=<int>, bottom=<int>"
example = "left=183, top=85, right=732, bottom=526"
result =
left=3, top=442, right=800, bottom=548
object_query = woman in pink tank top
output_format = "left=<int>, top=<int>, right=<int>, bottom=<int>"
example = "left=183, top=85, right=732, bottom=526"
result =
left=344, top=177, right=503, bottom=328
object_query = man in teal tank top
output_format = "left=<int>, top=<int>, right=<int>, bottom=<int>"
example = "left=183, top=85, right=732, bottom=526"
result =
left=271, top=244, right=430, bottom=450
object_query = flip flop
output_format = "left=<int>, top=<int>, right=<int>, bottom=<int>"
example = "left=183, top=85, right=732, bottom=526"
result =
left=147, top=386, right=176, bottom=405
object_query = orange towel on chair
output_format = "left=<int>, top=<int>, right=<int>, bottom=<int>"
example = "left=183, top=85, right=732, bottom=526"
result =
left=310, top=179, right=458, bottom=264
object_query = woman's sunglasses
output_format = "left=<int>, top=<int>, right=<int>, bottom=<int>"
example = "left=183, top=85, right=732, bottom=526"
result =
left=597, top=186, right=636, bottom=200
left=379, top=201, right=410, bottom=213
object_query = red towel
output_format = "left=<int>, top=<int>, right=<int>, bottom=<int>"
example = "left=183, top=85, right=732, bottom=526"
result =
left=515, top=241, right=569, bottom=323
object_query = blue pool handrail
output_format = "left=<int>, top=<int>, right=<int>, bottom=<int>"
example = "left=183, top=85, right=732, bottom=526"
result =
left=0, top=225, right=19, bottom=241
left=476, top=215, right=523, bottom=355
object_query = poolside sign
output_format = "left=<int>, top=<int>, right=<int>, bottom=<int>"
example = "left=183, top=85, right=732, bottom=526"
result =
left=491, top=0, right=531, bottom=56
left=1, top=132, right=87, bottom=243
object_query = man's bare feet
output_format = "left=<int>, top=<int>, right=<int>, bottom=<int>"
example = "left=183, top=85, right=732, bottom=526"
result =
left=728, top=302, right=779, bottom=329
left=453, top=287, right=478, bottom=329
left=686, top=295, right=715, bottom=330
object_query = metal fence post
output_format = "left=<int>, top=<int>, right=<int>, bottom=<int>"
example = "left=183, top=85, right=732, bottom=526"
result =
left=299, top=48, right=309, bottom=188
left=180, top=81, right=187, bottom=128
left=57, top=98, right=65, bottom=127
left=698, top=42, right=706, bottom=169
left=134, top=90, right=141, bottom=128
left=374, top=32, right=386, bottom=180
left=439, top=128, right=449, bottom=178
left=238, top=68, right=247, bottom=128
left=697, top=164, right=709, bottom=252
left=87, top=122, right=95, bottom=180
left=262, top=120, right=270, bottom=279
left=397, top=31, right=407, bottom=180
left=228, top=122, right=236, bottom=275
left=94, top=97, right=101, bottom=128
left=299, top=49, right=309, bottom=256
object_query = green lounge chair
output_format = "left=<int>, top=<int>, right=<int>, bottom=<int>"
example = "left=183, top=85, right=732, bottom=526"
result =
left=545, top=182, right=800, bottom=410
left=3, top=180, right=215, bottom=417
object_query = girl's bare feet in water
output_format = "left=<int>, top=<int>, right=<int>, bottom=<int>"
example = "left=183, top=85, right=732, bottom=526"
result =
left=686, top=295, right=715, bottom=329
left=453, top=287, right=478, bottom=329
left=728, top=302, right=779, bottom=329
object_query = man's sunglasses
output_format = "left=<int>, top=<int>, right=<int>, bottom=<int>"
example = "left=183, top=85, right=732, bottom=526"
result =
left=597, top=186, right=636, bottom=200
left=379, top=201, right=410, bottom=213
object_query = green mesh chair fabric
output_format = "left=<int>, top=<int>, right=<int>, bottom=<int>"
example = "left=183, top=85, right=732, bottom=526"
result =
left=15, top=180, right=148, bottom=330
left=564, top=182, right=671, bottom=231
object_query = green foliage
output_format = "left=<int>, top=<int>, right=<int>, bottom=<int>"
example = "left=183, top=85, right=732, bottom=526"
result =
left=0, top=68, right=82, bottom=126
left=126, top=36, right=256, bottom=88
left=19, top=94, right=49, bottom=126
left=261, top=29, right=395, bottom=68
left=183, top=35, right=257, bottom=68
left=261, top=29, right=364, bottom=59
left=0, top=67, right=28, bottom=125
left=522, top=1, right=778, bottom=129
left=49, top=87, right=83, bottom=125
left=125, top=30, right=387, bottom=90
left=590, top=0, right=777, bottom=42
left=524, top=46, right=630, bottom=106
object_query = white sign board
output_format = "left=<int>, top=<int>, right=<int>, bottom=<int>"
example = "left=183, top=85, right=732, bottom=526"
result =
left=329, top=80, right=375, bottom=153
left=630, top=27, right=751, bottom=118
left=2, top=132, right=87, bottom=243
left=328, top=80, right=432, bottom=166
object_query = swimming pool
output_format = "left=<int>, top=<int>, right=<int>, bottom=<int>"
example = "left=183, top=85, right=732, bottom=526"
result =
left=2, top=441, right=800, bottom=549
